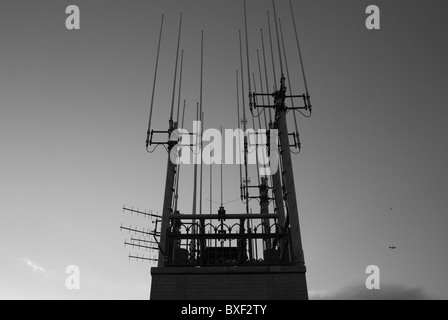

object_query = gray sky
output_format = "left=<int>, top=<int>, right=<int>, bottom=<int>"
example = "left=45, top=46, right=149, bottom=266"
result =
left=1, top=0, right=448, bottom=299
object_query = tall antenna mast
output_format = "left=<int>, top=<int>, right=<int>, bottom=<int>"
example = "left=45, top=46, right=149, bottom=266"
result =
left=173, top=100, right=187, bottom=213
left=236, top=70, right=243, bottom=200
left=267, top=11, right=277, bottom=91
left=256, top=49, right=268, bottom=130
left=239, top=30, right=249, bottom=216
left=260, top=28, right=273, bottom=124
left=200, top=111, right=204, bottom=216
left=199, top=31, right=204, bottom=216
left=243, top=0, right=252, bottom=105
left=192, top=103, right=199, bottom=231
left=146, top=15, right=164, bottom=149
left=272, top=0, right=284, bottom=76
left=289, top=0, right=310, bottom=97
left=176, top=50, right=184, bottom=126
left=251, top=73, right=261, bottom=185
left=170, top=13, right=183, bottom=123
left=220, top=126, right=224, bottom=207
left=141, top=2, right=313, bottom=300
left=279, top=17, right=300, bottom=148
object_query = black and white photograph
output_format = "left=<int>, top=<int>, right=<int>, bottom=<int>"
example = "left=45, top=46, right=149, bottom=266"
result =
left=1, top=0, right=447, bottom=303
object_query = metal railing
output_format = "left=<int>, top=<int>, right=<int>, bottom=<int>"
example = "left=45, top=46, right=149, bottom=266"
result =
left=163, top=214, right=294, bottom=267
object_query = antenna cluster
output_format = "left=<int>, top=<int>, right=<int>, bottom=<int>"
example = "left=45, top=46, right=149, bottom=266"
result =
left=120, top=206, right=162, bottom=265
left=123, top=0, right=313, bottom=269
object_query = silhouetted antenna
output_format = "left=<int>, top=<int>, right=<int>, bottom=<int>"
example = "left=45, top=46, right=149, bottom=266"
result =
left=260, top=28, right=273, bottom=124
left=209, top=127, right=213, bottom=244
left=192, top=102, right=199, bottom=232
left=137, top=3, right=313, bottom=298
left=251, top=73, right=261, bottom=185
left=146, top=15, right=164, bottom=149
left=272, top=0, right=284, bottom=76
left=200, top=110, right=204, bottom=216
left=239, top=31, right=248, bottom=134
left=279, top=17, right=300, bottom=149
left=124, top=240, right=158, bottom=251
left=243, top=0, right=252, bottom=109
left=199, top=31, right=204, bottom=217
left=289, top=0, right=310, bottom=98
left=252, top=72, right=268, bottom=179
left=174, top=99, right=187, bottom=213
left=122, top=206, right=161, bottom=219
left=239, top=29, right=250, bottom=215
left=129, top=254, right=158, bottom=263
left=120, top=224, right=159, bottom=237
left=131, top=237, right=158, bottom=245
left=170, top=13, right=183, bottom=122
left=236, top=70, right=243, bottom=200
left=176, top=50, right=184, bottom=125
left=267, top=11, right=277, bottom=91
left=220, top=125, right=224, bottom=207
left=210, top=139, right=212, bottom=214
left=121, top=205, right=163, bottom=264
left=256, top=49, right=268, bottom=130
left=200, top=31, right=204, bottom=118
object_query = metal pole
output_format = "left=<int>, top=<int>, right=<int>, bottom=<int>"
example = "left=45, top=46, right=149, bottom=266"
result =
left=146, top=15, right=164, bottom=148
left=275, top=77, right=305, bottom=266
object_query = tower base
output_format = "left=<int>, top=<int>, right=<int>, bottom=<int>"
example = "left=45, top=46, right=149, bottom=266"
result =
left=150, top=265, right=308, bottom=300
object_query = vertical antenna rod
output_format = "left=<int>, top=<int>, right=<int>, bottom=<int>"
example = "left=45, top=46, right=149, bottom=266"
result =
left=256, top=49, right=268, bottom=130
left=252, top=72, right=267, bottom=174
left=176, top=50, right=184, bottom=126
left=173, top=100, right=187, bottom=213
left=200, top=31, right=204, bottom=119
left=279, top=18, right=300, bottom=144
left=239, top=30, right=249, bottom=216
left=253, top=72, right=271, bottom=250
left=146, top=15, right=164, bottom=148
left=200, top=111, right=204, bottom=216
left=170, top=13, right=183, bottom=122
left=251, top=73, right=261, bottom=185
left=243, top=0, right=252, bottom=105
left=220, top=126, right=224, bottom=207
left=289, top=0, right=309, bottom=96
left=209, top=128, right=213, bottom=247
left=199, top=31, right=204, bottom=215
left=236, top=70, right=243, bottom=200
left=267, top=12, right=277, bottom=91
left=272, top=0, right=284, bottom=76
left=192, top=103, right=199, bottom=224
left=260, top=29, right=273, bottom=124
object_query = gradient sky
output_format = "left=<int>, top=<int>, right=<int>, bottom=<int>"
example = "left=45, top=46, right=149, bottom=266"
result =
left=1, top=0, right=448, bottom=300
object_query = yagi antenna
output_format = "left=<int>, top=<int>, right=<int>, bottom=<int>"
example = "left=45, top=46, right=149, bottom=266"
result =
left=128, top=254, right=158, bottom=263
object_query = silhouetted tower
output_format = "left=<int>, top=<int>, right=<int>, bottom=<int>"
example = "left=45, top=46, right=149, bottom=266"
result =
left=137, top=0, right=312, bottom=300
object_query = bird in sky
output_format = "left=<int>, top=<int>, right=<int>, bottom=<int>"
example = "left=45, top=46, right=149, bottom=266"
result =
left=389, top=246, right=396, bottom=249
